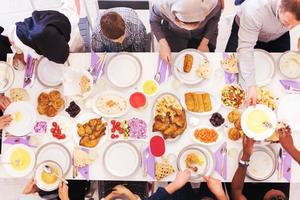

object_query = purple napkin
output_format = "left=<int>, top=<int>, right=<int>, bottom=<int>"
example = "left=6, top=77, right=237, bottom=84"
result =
left=23, top=55, right=35, bottom=88
left=223, top=53, right=238, bottom=84
left=277, top=150, right=292, bottom=182
left=280, top=80, right=300, bottom=92
left=73, top=148, right=89, bottom=180
left=3, top=136, right=36, bottom=148
left=214, top=142, right=227, bottom=180
left=156, top=57, right=172, bottom=84
left=90, top=51, right=105, bottom=84
left=143, top=147, right=155, bottom=179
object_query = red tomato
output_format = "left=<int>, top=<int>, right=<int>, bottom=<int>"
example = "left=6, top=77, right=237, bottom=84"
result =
left=52, top=122, right=58, bottom=127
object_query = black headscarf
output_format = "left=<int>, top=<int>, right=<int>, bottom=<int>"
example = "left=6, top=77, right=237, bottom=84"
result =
left=16, top=10, right=71, bottom=64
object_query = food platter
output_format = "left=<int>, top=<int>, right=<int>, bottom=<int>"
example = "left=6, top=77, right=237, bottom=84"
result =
left=35, top=142, right=71, bottom=176
left=177, top=145, right=215, bottom=182
left=254, top=49, right=275, bottom=86
left=36, top=57, right=64, bottom=87
left=92, top=92, right=129, bottom=118
left=4, top=101, right=37, bottom=136
left=47, top=115, right=75, bottom=143
left=239, top=145, right=276, bottom=181
left=0, top=61, right=15, bottom=93
left=278, top=51, right=300, bottom=79
left=63, top=68, right=93, bottom=100
left=73, top=113, right=108, bottom=148
left=277, top=94, right=300, bottom=131
left=221, top=84, right=245, bottom=109
left=241, top=104, right=276, bottom=141
left=191, top=126, right=223, bottom=146
left=181, top=91, right=221, bottom=116
left=2, top=144, right=36, bottom=177
left=106, top=53, right=142, bottom=88
left=103, top=141, right=141, bottom=178
left=173, top=49, right=210, bottom=85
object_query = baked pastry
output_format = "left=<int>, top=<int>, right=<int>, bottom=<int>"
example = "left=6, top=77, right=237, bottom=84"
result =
left=234, top=119, right=242, bottom=130
left=37, top=90, right=64, bottom=117
left=49, top=90, right=61, bottom=102
left=227, top=109, right=241, bottom=123
left=228, top=127, right=241, bottom=141
left=184, top=93, right=194, bottom=111
left=184, top=92, right=212, bottom=113
left=202, top=93, right=212, bottom=112
left=155, top=160, right=175, bottom=181
left=38, top=92, right=50, bottom=105
left=10, top=88, right=29, bottom=102
left=183, top=54, right=193, bottom=73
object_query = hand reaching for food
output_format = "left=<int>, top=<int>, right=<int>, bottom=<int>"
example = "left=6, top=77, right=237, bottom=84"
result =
left=58, top=182, right=70, bottom=200
left=204, top=176, right=227, bottom=200
left=246, top=86, right=257, bottom=107
left=0, top=114, right=12, bottom=129
left=159, top=39, right=171, bottom=63
left=0, top=95, right=11, bottom=111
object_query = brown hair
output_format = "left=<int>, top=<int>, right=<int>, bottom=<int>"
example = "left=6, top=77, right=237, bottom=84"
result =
left=281, top=0, right=300, bottom=21
left=100, top=12, right=125, bottom=40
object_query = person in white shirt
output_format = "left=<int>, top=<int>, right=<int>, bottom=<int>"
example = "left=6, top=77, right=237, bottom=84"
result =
left=225, top=0, right=300, bottom=106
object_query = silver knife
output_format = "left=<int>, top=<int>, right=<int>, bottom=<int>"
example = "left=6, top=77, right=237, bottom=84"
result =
left=278, top=148, right=283, bottom=179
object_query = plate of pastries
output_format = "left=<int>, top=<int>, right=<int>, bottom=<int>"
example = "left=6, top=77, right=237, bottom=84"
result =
left=37, top=89, right=65, bottom=117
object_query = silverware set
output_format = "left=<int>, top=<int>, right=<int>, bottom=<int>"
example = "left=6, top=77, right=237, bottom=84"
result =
left=278, top=147, right=287, bottom=180
left=220, top=144, right=227, bottom=178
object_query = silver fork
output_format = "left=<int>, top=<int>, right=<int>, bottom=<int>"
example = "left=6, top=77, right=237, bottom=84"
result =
left=220, top=145, right=227, bottom=178
left=281, top=149, right=288, bottom=178
left=154, top=59, right=162, bottom=82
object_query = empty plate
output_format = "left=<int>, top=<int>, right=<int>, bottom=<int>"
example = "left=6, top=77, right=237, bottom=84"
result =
left=36, top=57, right=64, bottom=87
left=4, top=101, right=37, bottom=136
left=35, top=142, right=71, bottom=176
left=254, top=49, right=275, bottom=86
left=104, top=141, right=140, bottom=178
left=0, top=61, right=15, bottom=93
left=278, top=51, right=300, bottom=79
left=106, top=53, right=142, bottom=88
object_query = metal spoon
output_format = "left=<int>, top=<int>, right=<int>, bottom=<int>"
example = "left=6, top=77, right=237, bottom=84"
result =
left=262, top=121, right=273, bottom=129
left=43, top=165, right=68, bottom=184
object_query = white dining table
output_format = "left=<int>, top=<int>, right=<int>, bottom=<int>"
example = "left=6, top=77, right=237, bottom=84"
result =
left=1, top=52, right=300, bottom=183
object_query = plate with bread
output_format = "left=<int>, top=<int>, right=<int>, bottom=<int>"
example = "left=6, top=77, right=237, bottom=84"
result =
left=173, top=49, right=210, bottom=85
left=182, top=91, right=221, bottom=116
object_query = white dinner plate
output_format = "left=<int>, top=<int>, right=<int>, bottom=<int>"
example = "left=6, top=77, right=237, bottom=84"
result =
left=103, top=141, right=140, bottom=178
left=34, top=160, right=63, bottom=192
left=254, top=49, right=275, bottom=86
left=73, top=113, right=108, bottom=149
left=63, top=68, right=93, bottom=100
left=239, top=145, right=276, bottom=181
left=278, top=51, right=300, bottom=79
left=92, top=92, right=129, bottom=118
left=2, top=144, right=36, bottom=177
left=191, top=126, right=223, bottom=146
left=241, top=104, right=276, bottom=141
left=4, top=101, right=37, bottom=136
left=47, top=115, right=75, bottom=143
left=35, top=142, right=71, bottom=176
left=173, top=49, right=207, bottom=85
left=177, top=145, right=215, bottom=182
left=0, top=61, right=15, bottom=93
left=36, top=57, right=64, bottom=87
left=277, top=94, right=300, bottom=131
left=106, top=53, right=142, bottom=88
left=181, top=91, right=221, bottom=116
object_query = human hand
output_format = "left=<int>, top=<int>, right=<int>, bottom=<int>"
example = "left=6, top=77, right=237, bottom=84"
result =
left=58, top=182, right=69, bottom=200
left=279, top=124, right=295, bottom=152
left=242, top=136, right=255, bottom=160
left=0, top=95, right=11, bottom=111
left=159, top=39, right=171, bottom=63
left=113, top=185, right=133, bottom=197
left=23, top=179, right=38, bottom=194
left=0, top=115, right=12, bottom=129
left=165, top=169, right=191, bottom=194
left=204, top=176, right=226, bottom=199
left=198, top=38, right=210, bottom=52
left=246, top=86, right=256, bottom=106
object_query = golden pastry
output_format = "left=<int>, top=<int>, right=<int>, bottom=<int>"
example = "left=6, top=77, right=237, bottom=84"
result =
left=183, top=54, right=193, bottom=73
left=49, top=90, right=61, bottom=101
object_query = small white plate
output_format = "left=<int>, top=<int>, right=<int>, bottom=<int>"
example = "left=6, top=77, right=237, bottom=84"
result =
left=277, top=94, right=300, bottom=131
left=63, top=68, right=93, bottom=100
left=241, top=104, right=276, bottom=141
left=177, top=145, right=215, bottom=182
left=73, top=113, right=108, bottom=149
left=36, top=57, right=64, bottom=87
left=103, top=141, right=140, bottom=178
left=173, top=49, right=207, bottom=85
left=2, top=144, right=35, bottom=177
left=47, top=116, right=75, bottom=143
left=239, top=145, right=276, bottom=181
left=106, top=53, right=142, bottom=88
left=35, top=142, right=71, bottom=176
left=254, top=49, right=275, bottom=86
left=4, top=101, right=37, bottom=136
left=278, top=51, right=300, bottom=79
left=92, top=92, right=129, bottom=118
left=34, top=160, right=63, bottom=192
left=0, top=61, right=15, bottom=93
left=191, top=126, right=223, bottom=146
left=181, top=91, right=221, bottom=116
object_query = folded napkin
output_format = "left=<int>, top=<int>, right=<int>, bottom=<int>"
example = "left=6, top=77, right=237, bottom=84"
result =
left=277, top=149, right=292, bottom=182
left=90, top=51, right=105, bottom=84
left=156, top=57, right=171, bottom=84
left=214, top=142, right=227, bottom=180
left=3, top=136, right=36, bottom=148
left=23, top=55, right=35, bottom=88
left=280, top=80, right=300, bottom=92
left=223, top=53, right=238, bottom=84
left=143, top=147, right=155, bottom=179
